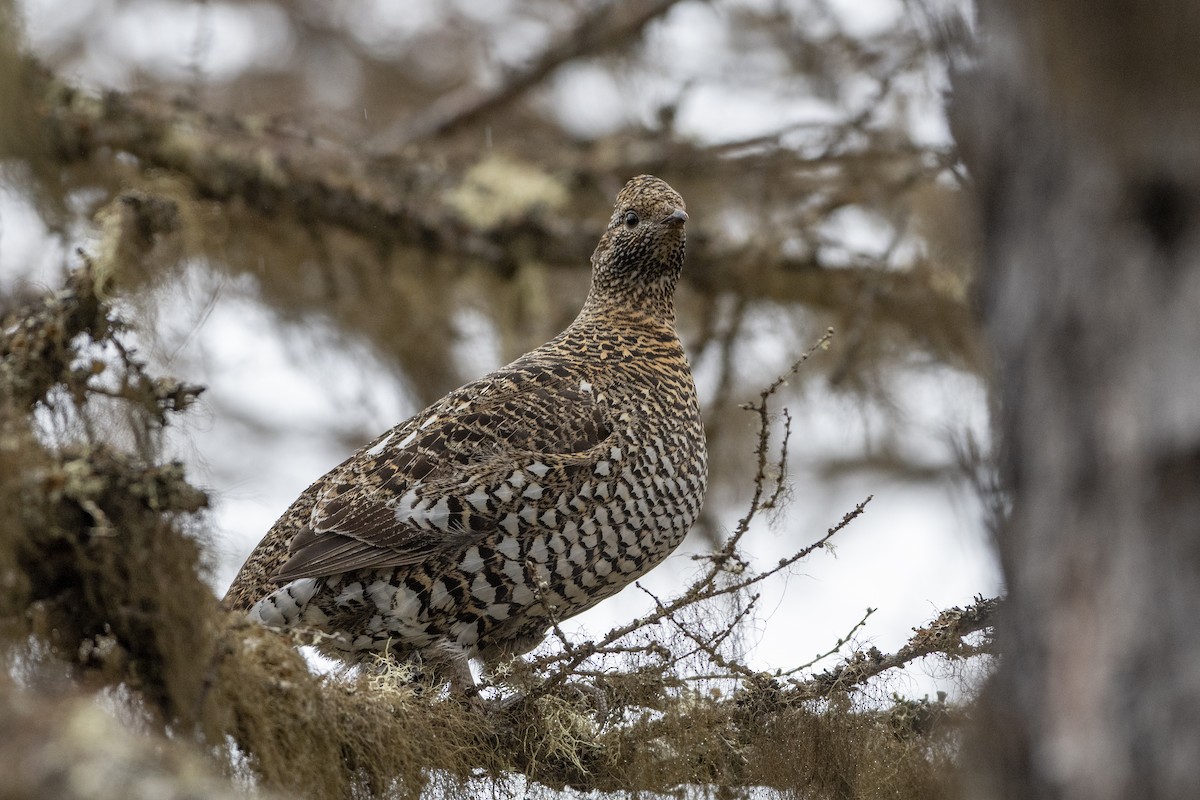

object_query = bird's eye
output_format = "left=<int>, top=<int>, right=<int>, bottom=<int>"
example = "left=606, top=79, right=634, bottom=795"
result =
left=623, top=210, right=639, bottom=228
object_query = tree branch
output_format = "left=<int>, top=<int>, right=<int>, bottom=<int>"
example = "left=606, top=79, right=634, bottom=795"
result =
left=19, top=65, right=978, bottom=370
left=788, top=595, right=999, bottom=699
left=396, top=0, right=691, bottom=144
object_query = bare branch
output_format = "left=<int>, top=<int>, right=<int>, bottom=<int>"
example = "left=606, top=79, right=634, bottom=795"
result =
left=781, top=606, right=876, bottom=676
left=396, top=0, right=690, bottom=144
left=789, top=595, right=999, bottom=698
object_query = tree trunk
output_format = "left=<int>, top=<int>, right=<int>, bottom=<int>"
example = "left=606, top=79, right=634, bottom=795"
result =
left=953, top=2, right=1200, bottom=798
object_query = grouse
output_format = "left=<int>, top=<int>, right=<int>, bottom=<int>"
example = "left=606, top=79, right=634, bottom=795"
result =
left=223, top=175, right=708, bottom=691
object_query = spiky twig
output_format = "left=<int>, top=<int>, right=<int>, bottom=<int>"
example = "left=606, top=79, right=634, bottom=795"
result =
left=789, top=595, right=999, bottom=699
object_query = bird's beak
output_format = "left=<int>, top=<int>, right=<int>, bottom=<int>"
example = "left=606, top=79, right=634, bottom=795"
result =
left=663, top=207, right=689, bottom=227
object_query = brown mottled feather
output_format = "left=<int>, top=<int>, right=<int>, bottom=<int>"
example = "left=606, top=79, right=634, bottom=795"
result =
left=274, top=377, right=614, bottom=580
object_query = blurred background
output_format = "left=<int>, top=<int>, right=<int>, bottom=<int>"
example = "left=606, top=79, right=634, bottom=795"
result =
left=0, top=0, right=997, bottom=691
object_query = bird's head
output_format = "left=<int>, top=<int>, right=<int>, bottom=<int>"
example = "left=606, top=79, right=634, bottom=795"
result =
left=588, top=175, right=688, bottom=311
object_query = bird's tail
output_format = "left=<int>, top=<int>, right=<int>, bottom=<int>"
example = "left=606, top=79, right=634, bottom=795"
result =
left=248, top=577, right=325, bottom=629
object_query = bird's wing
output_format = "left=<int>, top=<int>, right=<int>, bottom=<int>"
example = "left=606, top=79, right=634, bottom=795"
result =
left=272, top=370, right=613, bottom=582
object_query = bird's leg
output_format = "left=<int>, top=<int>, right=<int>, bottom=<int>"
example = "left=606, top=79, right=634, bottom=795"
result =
left=563, top=679, right=609, bottom=721
left=422, top=640, right=480, bottom=701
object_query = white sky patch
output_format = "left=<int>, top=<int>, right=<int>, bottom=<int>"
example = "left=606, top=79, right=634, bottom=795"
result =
left=340, top=0, right=443, bottom=52
left=646, top=1, right=731, bottom=77
left=826, top=0, right=905, bottom=38
left=898, top=67, right=956, bottom=147
left=546, top=1, right=847, bottom=142
left=0, top=185, right=64, bottom=289
left=676, top=85, right=842, bottom=145
left=86, top=0, right=295, bottom=84
left=488, top=15, right=558, bottom=75
left=817, top=205, right=899, bottom=266
left=450, top=305, right=504, bottom=380
left=455, top=0, right=517, bottom=26
left=141, top=265, right=414, bottom=590
left=16, top=0, right=101, bottom=54
left=546, top=64, right=632, bottom=139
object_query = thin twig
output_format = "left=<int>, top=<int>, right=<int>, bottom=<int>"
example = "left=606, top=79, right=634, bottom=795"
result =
left=781, top=607, right=876, bottom=676
left=637, top=583, right=761, bottom=679
left=397, top=0, right=688, bottom=144
left=718, top=497, right=871, bottom=597
left=700, top=328, right=836, bottom=574
left=762, top=407, right=792, bottom=512
left=788, top=595, right=999, bottom=698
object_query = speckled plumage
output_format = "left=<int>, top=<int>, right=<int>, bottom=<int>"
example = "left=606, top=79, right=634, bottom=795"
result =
left=223, top=175, right=707, bottom=688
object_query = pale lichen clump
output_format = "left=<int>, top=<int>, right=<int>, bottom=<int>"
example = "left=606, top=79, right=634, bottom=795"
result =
left=445, top=156, right=569, bottom=230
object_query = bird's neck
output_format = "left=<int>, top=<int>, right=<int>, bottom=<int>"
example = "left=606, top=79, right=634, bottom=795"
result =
left=578, top=282, right=678, bottom=331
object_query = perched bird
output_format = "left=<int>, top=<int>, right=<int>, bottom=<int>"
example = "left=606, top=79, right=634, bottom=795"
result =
left=223, top=175, right=707, bottom=691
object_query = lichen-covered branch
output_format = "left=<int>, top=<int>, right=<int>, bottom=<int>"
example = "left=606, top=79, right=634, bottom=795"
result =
left=790, top=596, right=999, bottom=699
left=0, top=264, right=988, bottom=798
left=8, top=60, right=979, bottom=373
